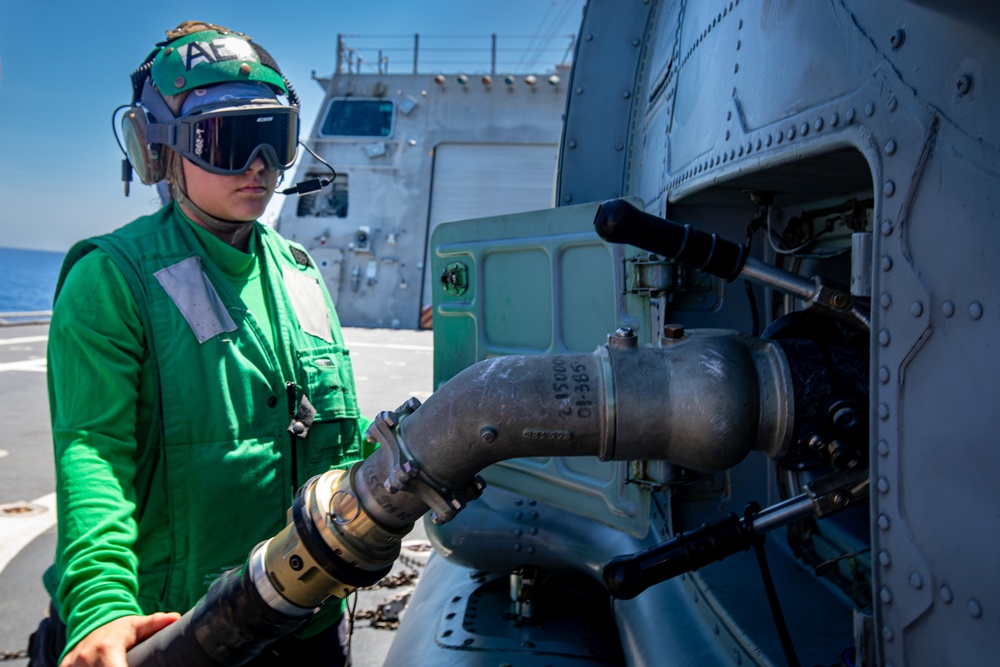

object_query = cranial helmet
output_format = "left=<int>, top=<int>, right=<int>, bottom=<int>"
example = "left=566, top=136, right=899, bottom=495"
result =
left=121, top=21, right=300, bottom=186
left=150, top=21, right=288, bottom=97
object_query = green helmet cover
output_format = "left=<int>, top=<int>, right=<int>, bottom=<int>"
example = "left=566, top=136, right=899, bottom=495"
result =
left=151, top=28, right=288, bottom=97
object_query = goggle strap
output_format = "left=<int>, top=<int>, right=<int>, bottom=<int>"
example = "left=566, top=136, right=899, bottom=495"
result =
left=145, top=122, right=180, bottom=149
left=139, top=79, right=177, bottom=124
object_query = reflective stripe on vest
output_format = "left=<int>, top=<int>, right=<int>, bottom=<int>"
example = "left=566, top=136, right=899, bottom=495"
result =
left=154, top=256, right=237, bottom=343
left=282, top=265, right=333, bottom=343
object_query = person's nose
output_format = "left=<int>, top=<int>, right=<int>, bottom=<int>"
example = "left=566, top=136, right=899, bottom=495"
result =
left=247, top=155, right=267, bottom=174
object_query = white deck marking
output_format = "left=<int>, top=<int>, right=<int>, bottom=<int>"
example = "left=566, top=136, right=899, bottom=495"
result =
left=0, top=492, right=57, bottom=575
left=343, top=340, right=433, bottom=352
left=0, top=358, right=47, bottom=373
left=0, top=335, right=48, bottom=346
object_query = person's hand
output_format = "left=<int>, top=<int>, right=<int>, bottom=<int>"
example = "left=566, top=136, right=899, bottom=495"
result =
left=59, top=612, right=181, bottom=667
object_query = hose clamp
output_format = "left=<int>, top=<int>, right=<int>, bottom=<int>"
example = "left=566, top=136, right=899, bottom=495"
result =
left=366, top=398, right=486, bottom=525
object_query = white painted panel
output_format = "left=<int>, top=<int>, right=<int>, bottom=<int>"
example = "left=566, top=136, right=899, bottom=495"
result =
left=428, top=143, right=558, bottom=228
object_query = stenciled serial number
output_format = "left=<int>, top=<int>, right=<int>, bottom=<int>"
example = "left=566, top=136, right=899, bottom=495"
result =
left=551, top=357, right=594, bottom=419
left=522, top=429, right=574, bottom=441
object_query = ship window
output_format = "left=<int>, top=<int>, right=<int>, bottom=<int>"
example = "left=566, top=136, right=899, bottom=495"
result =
left=296, top=173, right=348, bottom=217
left=320, top=99, right=394, bottom=138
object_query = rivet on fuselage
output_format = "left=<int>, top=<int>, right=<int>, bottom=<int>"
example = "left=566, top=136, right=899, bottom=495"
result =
left=890, top=29, right=906, bottom=51
left=956, top=74, right=973, bottom=96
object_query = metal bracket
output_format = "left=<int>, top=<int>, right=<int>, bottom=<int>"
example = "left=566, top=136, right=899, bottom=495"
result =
left=365, top=398, right=486, bottom=524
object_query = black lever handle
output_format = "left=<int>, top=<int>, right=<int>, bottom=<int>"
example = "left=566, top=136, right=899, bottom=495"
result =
left=594, top=198, right=748, bottom=282
left=603, top=513, right=753, bottom=599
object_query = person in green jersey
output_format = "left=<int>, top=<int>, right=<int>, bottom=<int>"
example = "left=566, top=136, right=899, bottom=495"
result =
left=29, top=21, right=371, bottom=667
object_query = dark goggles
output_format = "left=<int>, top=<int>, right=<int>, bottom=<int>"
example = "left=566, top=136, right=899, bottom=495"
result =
left=149, top=103, right=299, bottom=175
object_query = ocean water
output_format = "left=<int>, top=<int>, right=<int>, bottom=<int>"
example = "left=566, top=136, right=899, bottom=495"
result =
left=0, top=247, right=66, bottom=313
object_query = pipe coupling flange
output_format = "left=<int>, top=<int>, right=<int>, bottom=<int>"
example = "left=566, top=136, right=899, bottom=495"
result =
left=259, top=471, right=394, bottom=610
left=366, top=398, right=486, bottom=524
left=309, top=466, right=409, bottom=566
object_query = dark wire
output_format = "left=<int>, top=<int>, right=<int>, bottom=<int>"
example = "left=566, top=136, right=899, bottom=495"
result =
left=744, top=214, right=764, bottom=337
left=745, top=502, right=801, bottom=667
left=278, top=141, right=338, bottom=195
left=344, top=590, right=358, bottom=665
left=299, top=140, right=337, bottom=178
left=111, top=104, right=131, bottom=157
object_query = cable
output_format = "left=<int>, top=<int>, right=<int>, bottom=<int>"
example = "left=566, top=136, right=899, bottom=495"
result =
left=278, top=141, right=338, bottom=196
left=743, top=212, right=765, bottom=336
left=344, top=590, right=358, bottom=665
left=745, top=502, right=801, bottom=667
left=111, top=104, right=132, bottom=156
left=112, top=104, right=136, bottom=196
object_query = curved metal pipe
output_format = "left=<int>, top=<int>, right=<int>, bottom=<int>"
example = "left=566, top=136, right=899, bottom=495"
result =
left=355, top=329, right=793, bottom=530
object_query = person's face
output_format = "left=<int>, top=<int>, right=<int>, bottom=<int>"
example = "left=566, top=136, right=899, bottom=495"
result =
left=181, top=156, right=280, bottom=222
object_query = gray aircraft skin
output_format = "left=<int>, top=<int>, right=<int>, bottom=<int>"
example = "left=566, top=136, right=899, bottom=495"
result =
left=385, top=1, right=1000, bottom=665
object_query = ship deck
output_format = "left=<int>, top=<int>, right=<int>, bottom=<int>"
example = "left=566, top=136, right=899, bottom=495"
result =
left=0, top=322, right=434, bottom=665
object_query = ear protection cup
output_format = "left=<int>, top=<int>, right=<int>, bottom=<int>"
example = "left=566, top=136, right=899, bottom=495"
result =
left=122, top=106, right=166, bottom=184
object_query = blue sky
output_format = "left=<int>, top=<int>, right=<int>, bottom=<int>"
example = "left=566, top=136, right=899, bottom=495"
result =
left=0, top=0, right=584, bottom=252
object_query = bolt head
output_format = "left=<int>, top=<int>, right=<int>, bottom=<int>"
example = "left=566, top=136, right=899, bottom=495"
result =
left=663, top=323, right=685, bottom=339
left=830, top=292, right=852, bottom=309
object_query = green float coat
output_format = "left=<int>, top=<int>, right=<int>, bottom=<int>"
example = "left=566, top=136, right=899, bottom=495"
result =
left=45, top=202, right=373, bottom=655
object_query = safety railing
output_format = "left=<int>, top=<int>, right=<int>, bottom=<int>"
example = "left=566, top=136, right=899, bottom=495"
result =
left=333, top=33, right=577, bottom=76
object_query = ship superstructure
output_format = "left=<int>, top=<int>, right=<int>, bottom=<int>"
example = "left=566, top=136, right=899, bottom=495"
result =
left=276, top=34, right=572, bottom=329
